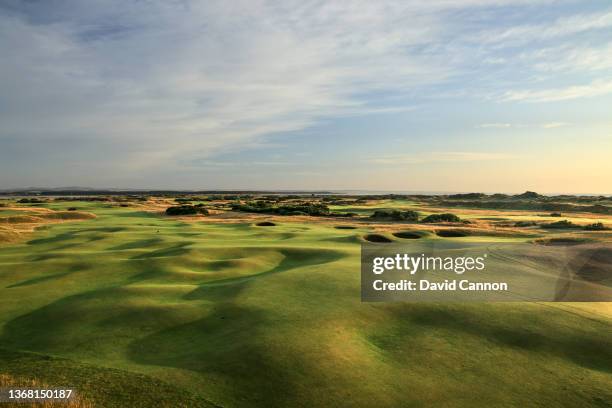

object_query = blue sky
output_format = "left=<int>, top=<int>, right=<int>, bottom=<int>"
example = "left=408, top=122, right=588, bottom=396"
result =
left=1, top=0, right=611, bottom=193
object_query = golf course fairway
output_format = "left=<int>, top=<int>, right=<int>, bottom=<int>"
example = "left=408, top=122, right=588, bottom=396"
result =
left=0, top=199, right=610, bottom=407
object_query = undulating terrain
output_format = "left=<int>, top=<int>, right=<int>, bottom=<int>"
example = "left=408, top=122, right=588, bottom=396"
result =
left=0, top=193, right=610, bottom=407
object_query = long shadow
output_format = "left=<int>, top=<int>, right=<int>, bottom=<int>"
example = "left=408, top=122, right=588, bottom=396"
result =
left=108, top=237, right=164, bottom=251
left=7, top=272, right=72, bottom=288
left=112, top=211, right=159, bottom=218
left=0, top=245, right=347, bottom=406
left=127, top=300, right=300, bottom=406
left=6, top=262, right=91, bottom=289
left=185, top=247, right=346, bottom=299
left=128, top=246, right=347, bottom=404
left=131, top=242, right=193, bottom=259
left=377, top=305, right=612, bottom=373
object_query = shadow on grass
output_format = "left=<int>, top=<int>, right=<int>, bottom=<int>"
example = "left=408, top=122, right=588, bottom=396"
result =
left=108, top=237, right=164, bottom=251
left=127, top=302, right=300, bottom=407
left=374, top=305, right=612, bottom=374
left=131, top=242, right=193, bottom=259
left=184, top=247, right=346, bottom=299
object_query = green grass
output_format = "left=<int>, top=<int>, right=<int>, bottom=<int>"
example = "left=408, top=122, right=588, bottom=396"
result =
left=0, top=201, right=610, bottom=407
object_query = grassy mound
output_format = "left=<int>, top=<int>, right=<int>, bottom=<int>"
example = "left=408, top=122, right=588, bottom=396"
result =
left=0, top=215, right=44, bottom=224
left=535, top=237, right=591, bottom=246
left=43, top=211, right=97, bottom=220
left=0, top=372, right=93, bottom=407
left=0, top=348, right=216, bottom=408
left=572, top=246, right=612, bottom=282
left=0, top=199, right=611, bottom=407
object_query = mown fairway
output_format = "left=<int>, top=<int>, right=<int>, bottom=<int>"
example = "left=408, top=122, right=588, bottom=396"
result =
left=0, top=200, right=611, bottom=407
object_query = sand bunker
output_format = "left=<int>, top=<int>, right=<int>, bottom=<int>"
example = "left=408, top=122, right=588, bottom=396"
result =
left=392, top=231, right=423, bottom=239
left=363, top=234, right=393, bottom=243
left=436, top=229, right=469, bottom=238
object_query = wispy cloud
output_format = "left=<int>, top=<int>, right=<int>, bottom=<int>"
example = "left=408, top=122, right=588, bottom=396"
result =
left=477, top=123, right=512, bottom=129
left=368, top=151, right=516, bottom=165
left=541, top=122, right=570, bottom=129
left=524, top=43, right=612, bottom=73
left=502, top=79, right=612, bottom=102
left=0, top=1, right=610, bottom=188
left=474, top=10, right=612, bottom=46
left=476, top=122, right=571, bottom=129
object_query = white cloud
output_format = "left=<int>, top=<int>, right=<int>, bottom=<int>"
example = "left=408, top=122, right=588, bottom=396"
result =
left=0, top=0, right=457, bottom=170
left=368, top=151, right=516, bottom=165
left=541, top=122, right=570, bottom=129
left=0, top=0, right=609, bottom=186
left=525, top=43, right=612, bottom=73
left=502, top=79, right=612, bottom=102
left=477, top=123, right=512, bottom=128
left=477, top=122, right=571, bottom=129
left=474, top=10, right=612, bottom=46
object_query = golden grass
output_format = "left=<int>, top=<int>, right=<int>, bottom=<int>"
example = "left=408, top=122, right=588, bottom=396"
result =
left=0, top=374, right=94, bottom=407
left=0, top=208, right=96, bottom=244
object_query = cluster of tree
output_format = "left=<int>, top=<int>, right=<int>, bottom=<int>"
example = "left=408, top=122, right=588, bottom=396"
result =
left=370, top=210, right=419, bottom=221
left=17, top=198, right=46, bottom=204
left=421, top=213, right=461, bottom=223
left=446, top=193, right=486, bottom=200
left=437, top=199, right=611, bottom=215
left=54, top=196, right=112, bottom=202
left=542, top=220, right=581, bottom=229
left=231, top=201, right=330, bottom=216
left=513, top=191, right=541, bottom=199
left=514, top=221, right=537, bottom=227
left=165, top=204, right=209, bottom=216
left=583, top=222, right=609, bottom=231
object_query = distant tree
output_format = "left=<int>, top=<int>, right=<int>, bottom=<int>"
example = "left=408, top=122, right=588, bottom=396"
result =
left=421, top=213, right=461, bottom=223
left=447, top=193, right=486, bottom=199
left=514, top=191, right=540, bottom=199
left=370, top=210, right=419, bottom=221
left=584, top=222, right=608, bottom=231
left=17, top=198, right=45, bottom=204
left=165, top=205, right=209, bottom=216
left=542, top=220, right=580, bottom=229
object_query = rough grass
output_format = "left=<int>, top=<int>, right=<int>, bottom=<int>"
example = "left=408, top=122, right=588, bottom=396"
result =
left=0, top=348, right=216, bottom=407
left=0, top=372, right=94, bottom=407
left=535, top=237, right=593, bottom=246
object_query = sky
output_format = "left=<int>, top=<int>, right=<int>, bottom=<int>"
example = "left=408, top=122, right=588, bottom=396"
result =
left=1, top=0, right=611, bottom=194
